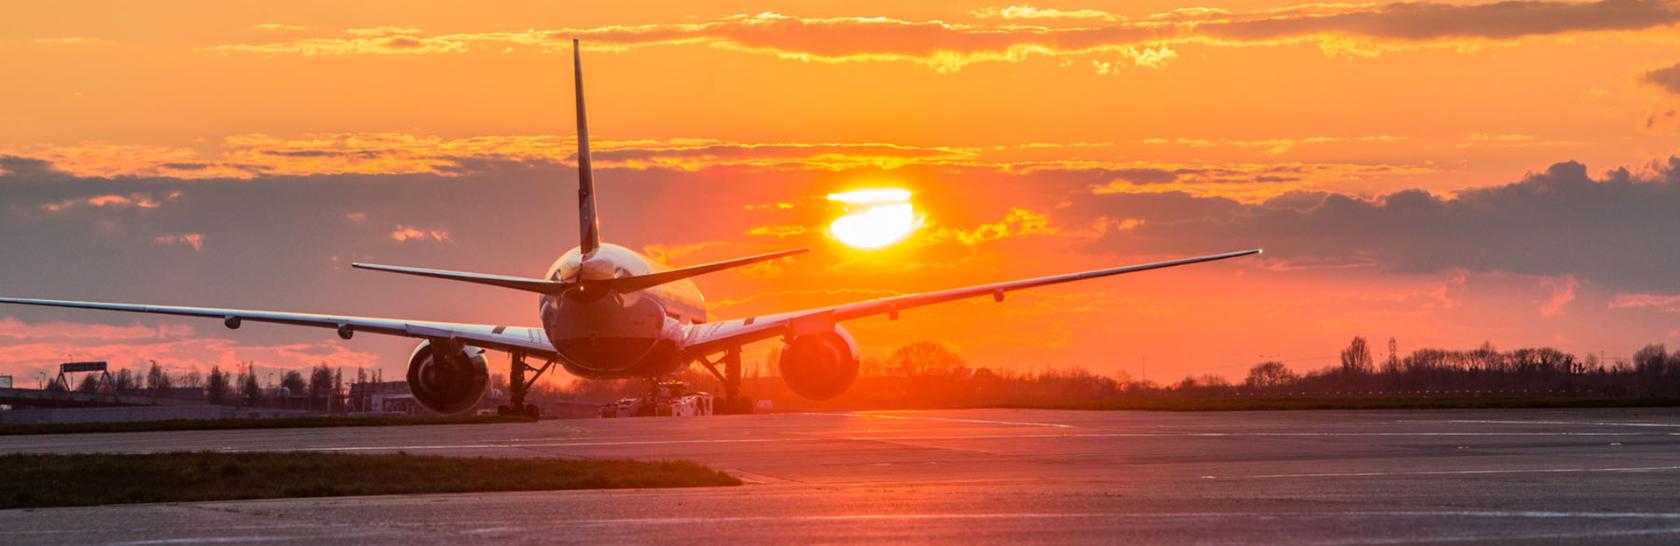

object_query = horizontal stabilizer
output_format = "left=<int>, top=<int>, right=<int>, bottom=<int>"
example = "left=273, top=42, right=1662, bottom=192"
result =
left=351, top=263, right=570, bottom=294
left=606, top=248, right=808, bottom=293
left=353, top=248, right=807, bottom=296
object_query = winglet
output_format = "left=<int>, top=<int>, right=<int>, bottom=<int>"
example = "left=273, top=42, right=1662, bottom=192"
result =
left=573, top=38, right=601, bottom=257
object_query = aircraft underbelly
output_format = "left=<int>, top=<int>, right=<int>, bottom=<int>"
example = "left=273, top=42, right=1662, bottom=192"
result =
left=541, top=292, right=685, bottom=378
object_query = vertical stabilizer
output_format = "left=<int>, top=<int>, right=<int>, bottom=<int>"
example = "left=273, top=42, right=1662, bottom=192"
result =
left=573, top=38, right=601, bottom=256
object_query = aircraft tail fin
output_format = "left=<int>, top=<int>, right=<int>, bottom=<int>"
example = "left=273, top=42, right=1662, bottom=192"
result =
left=573, top=38, right=601, bottom=257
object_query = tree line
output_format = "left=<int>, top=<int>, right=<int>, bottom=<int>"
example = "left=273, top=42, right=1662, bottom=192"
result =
left=538, top=339, right=1680, bottom=410
left=59, top=361, right=352, bottom=412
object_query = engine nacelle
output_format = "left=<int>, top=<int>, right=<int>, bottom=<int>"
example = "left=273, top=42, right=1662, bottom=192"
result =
left=405, top=339, right=489, bottom=415
left=777, top=325, right=860, bottom=401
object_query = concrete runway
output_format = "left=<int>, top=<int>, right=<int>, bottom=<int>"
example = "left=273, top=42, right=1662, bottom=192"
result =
left=6, top=407, right=1680, bottom=544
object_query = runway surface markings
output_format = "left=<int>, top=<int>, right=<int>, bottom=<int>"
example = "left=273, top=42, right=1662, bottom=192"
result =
left=493, top=510, right=1680, bottom=525
left=826, top=412, right=1078, bottom=429
left=1419, top=419, right=1680, bottom=428
left=1223, top=465, right=1680, bottom=479
left=267, top=430, right=1656, bottom=453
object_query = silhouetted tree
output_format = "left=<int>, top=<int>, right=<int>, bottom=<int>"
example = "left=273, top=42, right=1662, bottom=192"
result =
left=77, top=374, right=99, bottom=393
left=1245, top=361, right=1296, bottom=388
left=179, top=370, right=204, bottom=389
left=280, top=370, right=305, bottom=396
left=112, top=368, right=138, bottom=391
left=889, top=342, right=966, bottom=377
left=145, top=361, right=172, bottom=391
left=1384, top=337, right=1400, bottom=375
left=207, top=366, right=230, bottom=404
left=1340, top=337, right=1374, bottom=375
left=242, top=370, right=262, bottom=406
left=308, top=364, right=333, bottom=410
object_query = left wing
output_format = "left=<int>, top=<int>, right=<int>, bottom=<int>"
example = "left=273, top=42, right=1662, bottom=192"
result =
left=0, top=298, right=557, bottom=358
left=681, top=249, right=1260, bottom=356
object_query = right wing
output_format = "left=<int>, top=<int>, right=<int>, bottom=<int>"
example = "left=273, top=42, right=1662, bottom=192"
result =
left=681, top=249, right=1260, bottom=356
left=0, top=297, right=557, bottom=358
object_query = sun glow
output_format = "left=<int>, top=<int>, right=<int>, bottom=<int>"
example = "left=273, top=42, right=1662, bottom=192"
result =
left=827, top=188, right=919, bottom=249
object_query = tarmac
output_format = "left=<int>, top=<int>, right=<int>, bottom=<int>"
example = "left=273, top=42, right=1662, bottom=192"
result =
left=5, top=407, right=1680, bottom=544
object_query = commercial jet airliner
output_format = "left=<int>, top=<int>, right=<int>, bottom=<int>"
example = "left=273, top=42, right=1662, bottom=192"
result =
left=0, top=41, right=1260, bottom=416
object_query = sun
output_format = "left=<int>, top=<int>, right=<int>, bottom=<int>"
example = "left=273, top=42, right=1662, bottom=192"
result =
left=827, top=188, right=920, bottom=249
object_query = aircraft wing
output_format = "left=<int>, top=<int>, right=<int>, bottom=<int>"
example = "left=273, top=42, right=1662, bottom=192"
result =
left=681, top=249, right=1260, bottom=356
left=0, top=297, right=558, bottom=358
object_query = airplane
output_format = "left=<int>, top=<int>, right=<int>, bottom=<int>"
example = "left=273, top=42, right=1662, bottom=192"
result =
left=0, top=40, right=1261, bottom=417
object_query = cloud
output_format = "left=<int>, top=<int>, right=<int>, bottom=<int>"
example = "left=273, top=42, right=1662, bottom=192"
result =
left=1646, top=62, right=1680, bottom=95
left=1539, top=275, right=1579, bottom=317
left=0, top=317, right=195, bottom=341
left=389, top=224, right=450, bottom=242
left=936, top=208, right=1059, bottom=245
left=972, top=5, right=1120, bottom=21
left=197, top=2, right=1680, bottom=71
left=1141, top=135, right=1407, bottom=155
left=0, top=135, right=980, bottom=179
left=39, top=191, right=177, bottom=212
left=200, top=26, right=468, bottom=56
left=32, top=36, right=106, bottom=46
left=252, top=23, right=307, bottom=32
left=1, top=135, right=1433, bottom=203
left=152, top=233, right=205, bottom=252
left=1090, top=157, right=1680, bottom=292
left=1610, top=292, right=1680, bottom=313
left=0, top=155, right=68, bottom=179
left=1061, top=160, right=1436, bottom=202
left=1456, top=133, right=1588, bottom=149
left=1093, top=45, right=1179, bottom=72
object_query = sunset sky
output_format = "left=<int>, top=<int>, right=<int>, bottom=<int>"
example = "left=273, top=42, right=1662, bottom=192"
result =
left=4, top=0, right=1680, bottom=386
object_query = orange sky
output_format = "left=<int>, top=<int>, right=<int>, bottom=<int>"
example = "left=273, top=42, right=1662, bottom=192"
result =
left=3, top=1, right=1680, bottom=386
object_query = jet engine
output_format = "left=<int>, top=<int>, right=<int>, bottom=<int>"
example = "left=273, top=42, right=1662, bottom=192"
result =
left=405, top=339, right=490, bottom=415
left=777, top=325, right=860, bottom=401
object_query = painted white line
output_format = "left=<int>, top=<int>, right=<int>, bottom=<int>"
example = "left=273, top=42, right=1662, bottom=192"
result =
left=106, top=537, right=296, bottom=545
left=833, top=412, right=1077, bottom=429
left=541, top=510, right=1680, bottom=526
left=1426, top=419, right=1680, bottom=428
left=265, top=430, right=1654, bottom=453
left=1226, top=465, right=1680, bottom=480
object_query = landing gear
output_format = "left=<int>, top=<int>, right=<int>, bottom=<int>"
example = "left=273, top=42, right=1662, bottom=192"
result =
left=697, top=347, right=753, bottom=414
left=501, top=351, right=554, bottom=420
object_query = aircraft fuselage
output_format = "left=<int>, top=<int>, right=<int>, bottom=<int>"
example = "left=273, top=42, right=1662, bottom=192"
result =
left=539, top=243, right=705, bottom=378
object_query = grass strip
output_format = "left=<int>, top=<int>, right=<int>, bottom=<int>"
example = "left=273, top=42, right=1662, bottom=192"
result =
left=0, top=451, right=740, bottom=509
left=0, top=414, right=535, bottom=436
left=1001, top=396, right=1680, bottom=412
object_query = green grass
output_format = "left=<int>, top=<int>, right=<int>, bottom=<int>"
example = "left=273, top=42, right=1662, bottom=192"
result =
left=1000, top=396, right=1680, bottom=412
left=0, top=414, right=535, bottom=436
left=0, top=452, right=741, bottom=509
